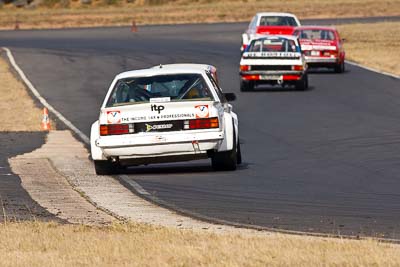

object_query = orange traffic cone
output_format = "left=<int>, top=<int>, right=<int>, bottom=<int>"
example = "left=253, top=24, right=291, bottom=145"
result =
left=41, top=107, right=51, bottom=131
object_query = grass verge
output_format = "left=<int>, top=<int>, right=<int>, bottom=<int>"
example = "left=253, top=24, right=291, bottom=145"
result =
left=0, top=55, right=54, bottom=131
left=1, top=221, right=400, bottom=266
left=0, top=0, right=398, bottom=30
left=338, top=21, right=400, bottom=76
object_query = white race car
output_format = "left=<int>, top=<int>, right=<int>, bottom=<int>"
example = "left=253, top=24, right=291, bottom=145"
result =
left=239, top=35, right=308, bottom=91
left=241, top=12, right=301, bottom=52
left=152, top=64, right=219, bottom=84
left=90, top=64, right=241, bottom=174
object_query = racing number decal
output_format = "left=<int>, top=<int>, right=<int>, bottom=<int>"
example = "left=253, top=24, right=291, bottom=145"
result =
left=107, top=111, right=121, bottom=124
left=195, top=105, right=209, bottom=118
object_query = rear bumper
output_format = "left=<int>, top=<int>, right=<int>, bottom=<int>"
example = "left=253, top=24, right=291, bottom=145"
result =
left=95, top=130, right=224, bottom=158
left=305, top=56, right=339, bottom=65
left=241, top=70, right=302, bottom=75
left=240, top=70, right=305, bottom=81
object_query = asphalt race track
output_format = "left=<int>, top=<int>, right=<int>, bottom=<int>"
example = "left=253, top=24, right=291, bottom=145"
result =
left=1, top=18, right=400, bottom=238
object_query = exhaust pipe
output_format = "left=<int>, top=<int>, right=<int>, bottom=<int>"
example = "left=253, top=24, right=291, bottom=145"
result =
left=110, top=156, right=119, bottom=163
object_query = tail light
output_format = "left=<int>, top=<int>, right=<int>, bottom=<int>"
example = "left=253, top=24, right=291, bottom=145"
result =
left=240, top=65, right=251, bottom=71
left=100, top=124, right=133, bottom=136
left=242, top=74, right=259, bottom=80
left=292, top=65, right=303, bottom=71
left=184, top=118, right=219, bottom=130
left=282, top=75, right=301, bottom=80
left=323, top=51, right=337, bottom=57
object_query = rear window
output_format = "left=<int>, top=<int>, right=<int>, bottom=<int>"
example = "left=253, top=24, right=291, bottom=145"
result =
left=259, top=16, right=298, bottom=26
left=106, top=74, right=214, bottom=107
left=294, top=29, right=336, bottom=40
left=247, top=38, right=299, bottom=53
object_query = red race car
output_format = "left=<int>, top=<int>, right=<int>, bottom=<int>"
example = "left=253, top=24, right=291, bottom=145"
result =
left=241, top=12, right=301, bottom=52
left=293, top=26, right=346, bottom=73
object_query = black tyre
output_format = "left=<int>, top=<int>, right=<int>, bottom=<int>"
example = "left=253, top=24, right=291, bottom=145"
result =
left=94, top=160, right=119, bottom=175
left=240, top=80, right=254, bottom=92
left=212, top=133, right=238, bottom=171
left=295, top=74, right=308, bottom=91
left=237, top=139, right=242, bottom=164
left=334, top=61, right=345, bottom=73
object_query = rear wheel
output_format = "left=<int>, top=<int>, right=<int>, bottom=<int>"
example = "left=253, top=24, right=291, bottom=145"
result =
left=334, top=61, right=345, bottom=73
left=94, top=160, right=119, bottom=175
left=237, top=139, right=242, bottom=165
left=212, top=132, right=238, bottom=171
left=240, top=80, right=254, bottom=92
left=295, top=74, right=308, bottom=91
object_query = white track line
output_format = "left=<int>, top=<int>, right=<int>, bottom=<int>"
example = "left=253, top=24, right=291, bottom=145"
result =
left=119, top=175, right=150, bottom=196
left=2, top=47, right=90, bottom=144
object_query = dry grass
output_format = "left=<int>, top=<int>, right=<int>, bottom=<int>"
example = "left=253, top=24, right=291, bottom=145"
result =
left=338, top=21, right=400, bottom=76
left=0, top=56, right=54, bottom=131
left=0, top=0, right=399, bottom=30
left=1, top=221, right=400, bottom=267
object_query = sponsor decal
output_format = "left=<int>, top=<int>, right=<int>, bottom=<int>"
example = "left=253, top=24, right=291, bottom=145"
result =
left=301, top=44, right=313, bottom=51
left=311, top=45, right=337, bottom=51
left=107, top=110, right=121, bottom=124
left=157, top=113, right=195, bottom=119
left=121, top=113, right=196, bottom=123
left=145, top=123, right=173, bottom=132
left=121, top=116, right=146, bottom=122
left=245, top=52, right=301, bottom=58
left=195, top=105, right=209, bottom=118
left=150, top=97, right=171, bottom=103
left=151, top=104, right=165, bottom=114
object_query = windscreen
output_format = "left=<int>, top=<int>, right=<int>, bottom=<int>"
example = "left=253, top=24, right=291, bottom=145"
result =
left=295, top=29, right=336, bottom=40
left=259, top=16, right=298, bottom=26
left=106, top=74, right=214, bottom=107
left=247, top=38, right=299, bottom=53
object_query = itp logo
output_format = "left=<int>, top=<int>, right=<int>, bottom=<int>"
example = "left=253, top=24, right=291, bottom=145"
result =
left=107, top=111, right=121, bottom=124
left=151, top=104, right=165, bottom=114
left=195, top=105, right=209, bottom=118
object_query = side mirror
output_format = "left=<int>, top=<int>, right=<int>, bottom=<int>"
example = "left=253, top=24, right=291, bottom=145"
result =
left=341, top=38, right=346, bottom=42
left=224, top=93, right=236, bottom=102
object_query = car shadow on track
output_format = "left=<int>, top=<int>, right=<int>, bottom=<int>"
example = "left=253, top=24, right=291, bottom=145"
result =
left=307, top=68, right=350, bottom=75
left=120, top=161, right=250, bottom=175
left=242, top=85, right=316, bottom=93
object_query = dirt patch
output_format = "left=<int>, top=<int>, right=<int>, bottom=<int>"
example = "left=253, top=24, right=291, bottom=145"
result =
left=9, top=146, right=114, bottom=225
left=9, top=130, right=263, bottom=232
left=0, top=132, right=60, bottom=223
